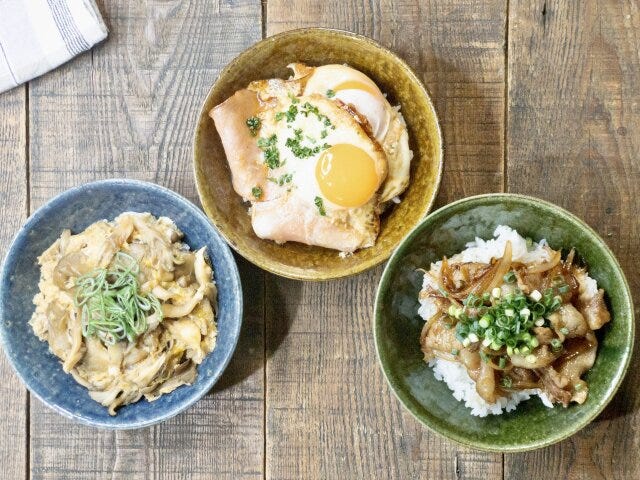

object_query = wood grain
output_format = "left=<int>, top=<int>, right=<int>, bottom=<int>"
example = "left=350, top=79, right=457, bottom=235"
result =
left=265, top=1, right=505, bottom=478
left=27, top=1, right=264, bottom=479
left=0, top=86, right=28, bottom=480
left=505, top=1, right=640, bottom=479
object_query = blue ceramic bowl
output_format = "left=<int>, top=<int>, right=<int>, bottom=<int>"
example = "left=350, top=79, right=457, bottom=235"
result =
left=0, top=179, right=243, bottom=429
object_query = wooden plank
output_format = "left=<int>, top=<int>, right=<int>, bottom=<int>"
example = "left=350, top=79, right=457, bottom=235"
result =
left=505, top=1, right=640, bottom=479
left=265, top=1, right=505, bottom=478
left=0, top=86, right=28, bottom=479
left=27, top=2, right=264, bottom=479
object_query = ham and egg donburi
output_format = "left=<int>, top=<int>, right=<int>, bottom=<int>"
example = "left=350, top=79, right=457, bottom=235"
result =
left=211, top=64, right=412, bottom=253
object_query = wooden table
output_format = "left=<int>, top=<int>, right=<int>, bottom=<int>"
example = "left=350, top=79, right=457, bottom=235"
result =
left=0, top=1, right=638, bottom=478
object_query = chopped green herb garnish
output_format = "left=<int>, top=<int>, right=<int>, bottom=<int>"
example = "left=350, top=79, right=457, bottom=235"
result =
left=285, top=128, right=330, bottom=158
left=268, top=173, right=293, bottom=186
left=257, top=134, right=281, bottom=169
left=301, top=102, right=319, bottom=116
left=245, top=116, right=261, bottom=136
left=285, top=104, right=298, bottom=122
left=320, top=129, right=328, bottom=139
left=251, top=186, right=263, bottom=199
left=288, top=93, right=300, bottom=104
left=300, top=101, right=333, bottom=128
left=326, top=89, right=336, bottom=98
left=275, top=111, right=285, bottom=121
left=501, top=376, right=513, bottom=388
left=314, top=196, right=326, bottom=216
left=74, top=253, right=163, bottom=345
left=451, top=348, right=459, bottom=356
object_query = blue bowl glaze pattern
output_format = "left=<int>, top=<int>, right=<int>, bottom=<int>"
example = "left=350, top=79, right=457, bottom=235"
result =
left=0, top=179, right=243, bottom=429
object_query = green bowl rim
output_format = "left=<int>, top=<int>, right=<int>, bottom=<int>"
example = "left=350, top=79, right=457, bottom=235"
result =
left=192, top=27, right=444, bottom=281
left=373, top=192, right=635, bottom=452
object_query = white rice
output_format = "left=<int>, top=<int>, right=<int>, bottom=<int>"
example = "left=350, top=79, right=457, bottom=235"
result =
left=418, top=225, right=597, bottom=417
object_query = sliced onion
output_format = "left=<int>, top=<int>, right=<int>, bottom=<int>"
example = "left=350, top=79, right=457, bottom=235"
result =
left=484, top=240, right=513, bottom=293
left=527, top=247, right=561, bottom=273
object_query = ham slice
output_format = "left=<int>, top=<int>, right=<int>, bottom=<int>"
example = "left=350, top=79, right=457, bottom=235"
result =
left=251, top=195, right=376, bottom=253
left=209, top=89, right=278, bottom=201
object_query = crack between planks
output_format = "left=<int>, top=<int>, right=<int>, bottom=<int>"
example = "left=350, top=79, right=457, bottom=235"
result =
left=503, top=0, right=510, bottom=196
left=261, top=0, right=267, bottom=39
left=24, top=81, right=31, bottom=480
left=502, top=1, right=510, bottom=479
left=261, top=6, right=267, bottom=479
left=262, top=273, right=267, bottom=480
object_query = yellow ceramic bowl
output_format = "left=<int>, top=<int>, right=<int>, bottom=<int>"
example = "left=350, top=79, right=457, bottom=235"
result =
left=193, top=28, right=443, bottom=280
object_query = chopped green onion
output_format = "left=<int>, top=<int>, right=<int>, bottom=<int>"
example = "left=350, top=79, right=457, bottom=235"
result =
left=492, top=287, right=501, bottom=299
left=560, top=327, right=569, bottom=335
left=529, top=289, right=542, bottom=302
left=498, top=356, right=506, bottom=369
left=501, top=376, right=513, bottom=388
left=550, top=338, right=562, bottom=351
left=326, top=89, right=336, bottom=98
left=526, top=354, right=536, bottom=364
left=451, top=348, right=459, bottom=356
left=503, top=271, right=516, bottom=283
left=479, top=350, right=489, bottom=363
left=558, top=285, right=570, bottom=294
left=74, top=253, right=162, bottom=345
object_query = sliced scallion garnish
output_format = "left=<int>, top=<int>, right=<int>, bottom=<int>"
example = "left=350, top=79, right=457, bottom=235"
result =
left=74, top=252, right=162, bottom=345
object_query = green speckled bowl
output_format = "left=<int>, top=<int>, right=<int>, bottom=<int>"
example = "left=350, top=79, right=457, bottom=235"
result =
left=193, top=28, right=442, bottom=280
left=374, top=194, right=634, bottom=452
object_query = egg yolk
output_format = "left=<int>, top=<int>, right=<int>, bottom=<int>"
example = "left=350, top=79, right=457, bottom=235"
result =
left=315, top=144, right=379, bottom=208
left=333, top=80, right=380, bottom=96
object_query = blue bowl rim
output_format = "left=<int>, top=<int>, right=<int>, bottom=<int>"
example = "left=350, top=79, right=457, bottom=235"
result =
left=373, top=192, right=635, bottom=452
left=0, top=178, right=243, bottom=429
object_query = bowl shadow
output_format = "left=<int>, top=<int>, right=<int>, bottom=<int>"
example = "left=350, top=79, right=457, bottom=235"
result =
left=211, top=255, right=299, bottom=393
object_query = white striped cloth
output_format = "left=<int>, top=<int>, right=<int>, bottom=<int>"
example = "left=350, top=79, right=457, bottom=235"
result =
left=0, top=0, right=108, bottom=93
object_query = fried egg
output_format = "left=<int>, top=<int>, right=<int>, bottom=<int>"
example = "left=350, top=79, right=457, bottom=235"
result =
left=295, top=63, right=413, bottom=202
left=210, top=63, right=413, bottom=253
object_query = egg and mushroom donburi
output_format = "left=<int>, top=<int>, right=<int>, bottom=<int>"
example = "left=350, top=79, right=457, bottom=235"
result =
left=211, top=63, right=413, bottom=253
left=29, top=212, right=217, bottom=415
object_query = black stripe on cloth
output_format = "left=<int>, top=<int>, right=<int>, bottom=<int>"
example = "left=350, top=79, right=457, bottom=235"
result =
left=46, top=0, right=91, bottom=56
